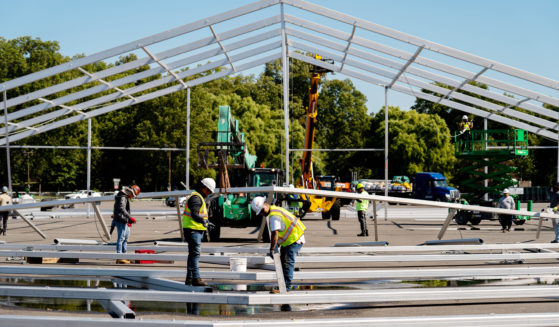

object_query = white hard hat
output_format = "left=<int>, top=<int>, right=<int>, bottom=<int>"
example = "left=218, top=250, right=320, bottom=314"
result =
left=462, top=115, right=468, bottom=120
left=251, top=196, right=266, bottom=215
left=1, top=186, right=7, bottom=193
left=503, top=188, right=510, bottom=194
left=201, top=178, right=216, bottom=193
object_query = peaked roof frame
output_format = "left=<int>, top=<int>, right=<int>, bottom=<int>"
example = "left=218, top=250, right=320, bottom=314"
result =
left=1, top=0, right=558, bottom=183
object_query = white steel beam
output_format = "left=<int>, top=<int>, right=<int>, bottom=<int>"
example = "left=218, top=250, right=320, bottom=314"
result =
left=387, top=45, right=423, bottom=89
left=77, top=67, right=136, bottom=101
left=0, top=15, right=281, bottom=112
left=3, top=284, right=559, bottom=305
left=1, top=31, right=282, bottom=136
left=142, top=46, right=188, bottom=88
left=209, top=25, right=236, bottom=72
left=0, top=0, right=280, bottom=92
left=284, top=15, right=559, bottom=110
left=338, top=23, right=356, bottom=72
left=0, top=51, right=283, bottom=144
left=285, top=21, right=559, bottom=123
left=289, top=50, right=559, bottom=140
left=284, top=0, right=559, bottom=91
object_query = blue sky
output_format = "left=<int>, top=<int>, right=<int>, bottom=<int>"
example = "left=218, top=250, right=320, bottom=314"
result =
left=2, top=0, right=558, bottom=113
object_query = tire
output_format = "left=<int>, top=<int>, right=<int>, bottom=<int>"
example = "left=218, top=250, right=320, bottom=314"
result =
left=469, top=216, right=482, bottom=225
left=206, top=199, right=223, bottom=242
left=330, top=199, right=341, bottom=221
left=454, top=211, right=471, bottom=225
left=513, top=218, right=526, bottom=225
left=321, top=211, right=331, bottom=220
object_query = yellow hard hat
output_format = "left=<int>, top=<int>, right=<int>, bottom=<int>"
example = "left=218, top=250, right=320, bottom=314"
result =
left=356, top=183, right=364, bottom=189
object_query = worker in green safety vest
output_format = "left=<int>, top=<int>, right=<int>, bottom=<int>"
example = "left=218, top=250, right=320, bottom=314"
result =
left=355, top=183, right=370, bottom=237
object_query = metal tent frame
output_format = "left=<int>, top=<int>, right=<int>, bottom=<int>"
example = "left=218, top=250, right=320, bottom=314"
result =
left=1, top=0, right=558, bottom=190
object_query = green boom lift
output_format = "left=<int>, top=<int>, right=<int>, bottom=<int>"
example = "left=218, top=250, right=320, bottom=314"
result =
left=453, top=128, right=530, bottom=225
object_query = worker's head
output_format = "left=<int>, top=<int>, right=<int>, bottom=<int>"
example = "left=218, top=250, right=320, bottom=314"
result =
left=200, top=178, right=216, bottom=196
left=462, top=115, right=468, bottom=121
left=124, top=185, right=140, bottom=198
left=1, top=186, right=7, bottom=193
left=356, top=183, right=364, bottom=191
left=503, top=188, right=510, bottom=196
left=251, top=196, right=268, bottom=215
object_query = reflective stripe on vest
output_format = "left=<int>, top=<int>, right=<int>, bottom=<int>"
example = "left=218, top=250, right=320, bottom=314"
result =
left=182, top=191, right=208, bottom=230
left=355, top=190, right=369, bottom=211
left=268, top=205, right=306, bottom=247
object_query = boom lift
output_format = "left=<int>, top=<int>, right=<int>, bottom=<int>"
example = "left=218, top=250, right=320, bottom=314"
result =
left=197, top=105, right=281, bottom=241
left=298, top=55, right=347, bottom=220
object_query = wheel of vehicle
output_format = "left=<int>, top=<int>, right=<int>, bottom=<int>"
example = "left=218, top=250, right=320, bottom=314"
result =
left=321, top=211, right=331, bottom=220
left=454, top=211, right=471, bottom=225
left=330, top=199, right=341, bottom=221
left=469, top=216, right=482, bottom=225
left=206, top=199, right=223, bottom=242
left=513, top=218, right=526, bottom=225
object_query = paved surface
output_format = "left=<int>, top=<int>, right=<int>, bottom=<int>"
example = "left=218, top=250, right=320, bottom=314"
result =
left=0, top=200, right=558, bottom=321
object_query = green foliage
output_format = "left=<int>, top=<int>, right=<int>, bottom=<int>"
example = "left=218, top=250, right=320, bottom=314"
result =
left=367, top=107, right=456, bottom=179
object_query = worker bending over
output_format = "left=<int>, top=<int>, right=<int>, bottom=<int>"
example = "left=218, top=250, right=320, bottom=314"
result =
left=251, top=196, right=306, bottom=292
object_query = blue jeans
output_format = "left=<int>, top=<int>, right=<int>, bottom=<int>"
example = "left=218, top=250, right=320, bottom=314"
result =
left=553, top=219, right=559, bottom=242
left=280, top=242, right=303, bottom=290
left=184, top=229, right=204, bottom=279
left=115, top=221, right=130, bottom=253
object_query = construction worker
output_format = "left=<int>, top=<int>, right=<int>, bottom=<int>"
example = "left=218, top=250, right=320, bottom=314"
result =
left=497, top=188, right=515, bottom=232
left=549, top=182, right=559, bottom=243
left=183, top=177, right=216, bottom=286
left=355, top=183, right=369, bottom=237
left=0, top=186, right=12, bottom=236
left=458, top=115, right=473, bottom=150
left=112, top=185, right=140, bottom=263
left=251, top=196, right=306, bottom=293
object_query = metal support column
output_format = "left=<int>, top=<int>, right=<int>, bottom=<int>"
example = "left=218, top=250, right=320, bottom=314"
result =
left=87, top=118, right=92, bottom=218
left=384, top=86, right=388, bottom=221
left=3, top=90, right=12, bottom=193
left=13, top=210, right=46, bottom=239
left=484, top=118, right=488, bottom=201
left=281, top=3, right=290, bottom=185
left=175, top=196, right=184, bottom=242
left=92, top=203, right=110, bottom=240
left=186, top=88, right=190, bottom=190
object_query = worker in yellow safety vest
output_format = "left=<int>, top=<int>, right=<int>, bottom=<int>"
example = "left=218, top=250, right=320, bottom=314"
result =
left=251, top=196, right=306, bottom=293
left=183, top=177, right=216, bottom=286
left=355, top=183, right=369, bottom=237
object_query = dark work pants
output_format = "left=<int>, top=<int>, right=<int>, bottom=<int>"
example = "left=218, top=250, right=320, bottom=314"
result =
left=358, top=210, right=368, bottom=233
left=499, top=214, right=513, bottom=230
left=0, top=212, right=8, bottom=232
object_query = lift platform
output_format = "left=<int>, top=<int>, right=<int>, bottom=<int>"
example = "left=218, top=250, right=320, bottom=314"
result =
left=454, top=129, right=528, bottom=201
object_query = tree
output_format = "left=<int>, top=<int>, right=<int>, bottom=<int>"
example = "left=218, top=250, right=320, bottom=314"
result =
left=366, top=107, right=456, bottom=180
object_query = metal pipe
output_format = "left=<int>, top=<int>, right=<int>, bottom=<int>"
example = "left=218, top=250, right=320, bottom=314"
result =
left=186, top=87, right=191, bottom=189
left=53, top=239, right=100, bottom=245
left=384, top=86, right=388, bottom=221
left=3, top=90, right=12, bottom=193
left=281, top=3, right=290, bottom=186
left=87, top=118, right=91, bottom=218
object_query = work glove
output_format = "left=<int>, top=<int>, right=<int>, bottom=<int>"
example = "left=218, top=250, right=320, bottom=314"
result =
left=127, top=223, right=132, bottom=227
left=129, top=217, right=136, bottom=224
left=268, top=247, right=278, bottom=259
left=554, top=207, right=558, bottom=213
left=207, top=222, right=216, bottom=231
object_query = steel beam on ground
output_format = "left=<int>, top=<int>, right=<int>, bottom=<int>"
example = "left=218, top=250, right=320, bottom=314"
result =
left=5, top=265, right=559, bottom=282
left=13, top=209, right=46, bottom=239
left=3, top=284, right=559, bottom=305
left=98, top=300, right=135, bottom=319
left=3, top=313, right=559, bottom=327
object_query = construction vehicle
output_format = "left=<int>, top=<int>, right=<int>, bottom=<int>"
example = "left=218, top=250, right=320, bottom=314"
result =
left=412, top=173, right=460, bottom=202
left=452, top=128, right=529, bottom=225
left=356, top=176, right=413, bottom=197
left=297, top=55, right=348, bottom=220
left=198, top=105, right=282, bottom=241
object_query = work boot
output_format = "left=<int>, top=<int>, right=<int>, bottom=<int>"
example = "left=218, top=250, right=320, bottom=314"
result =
left=357, top=232, right=367, bottom=237
left=185, top=277, right=192, bottom=286
left=116, top=259, right=131, bottom=264
left=192, top=278, right=208, bottom=286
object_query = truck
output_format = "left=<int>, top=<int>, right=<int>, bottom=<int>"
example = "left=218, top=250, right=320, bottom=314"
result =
left=412, top=172, right=460, bottom=202
left=356, top=176, right=412, bottom=197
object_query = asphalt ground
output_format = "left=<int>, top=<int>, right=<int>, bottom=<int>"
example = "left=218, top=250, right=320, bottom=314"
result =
left=1, top=200, right=558, bottom=321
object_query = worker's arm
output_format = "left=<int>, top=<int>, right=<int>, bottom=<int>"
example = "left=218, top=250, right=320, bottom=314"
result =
left=187, top=195, right=207, bottom=225
left=269, top=230, right=279, bottom=253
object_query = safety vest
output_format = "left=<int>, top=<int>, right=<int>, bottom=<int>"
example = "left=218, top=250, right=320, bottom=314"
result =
left=268, top=205, right=306, bottom=247
left=355, top=190, right=369, bottom=211
left=182, top=191, right=208, bottom=230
